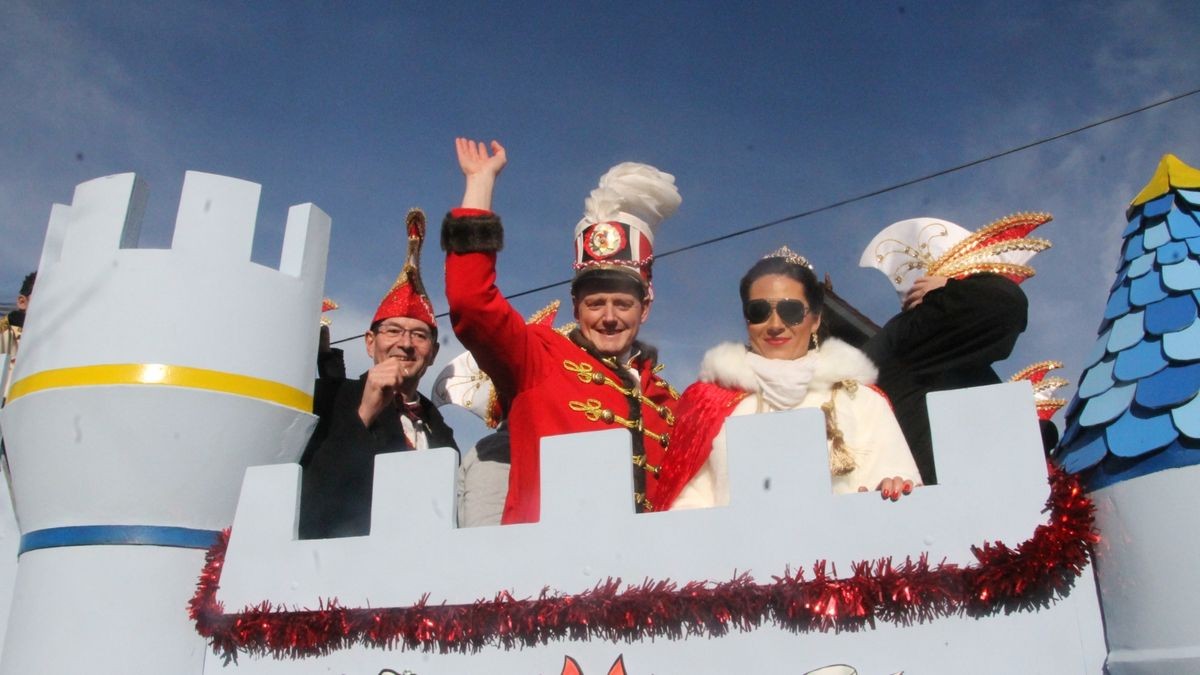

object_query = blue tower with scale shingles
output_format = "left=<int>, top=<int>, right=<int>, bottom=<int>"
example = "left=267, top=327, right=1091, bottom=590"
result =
left=1055, top=153, right=1200, bottom=674
left=1057, top=153, right=1200, bottom=487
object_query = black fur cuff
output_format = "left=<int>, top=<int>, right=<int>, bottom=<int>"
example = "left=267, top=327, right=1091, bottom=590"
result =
left=441, top=212, right=504, bottom=253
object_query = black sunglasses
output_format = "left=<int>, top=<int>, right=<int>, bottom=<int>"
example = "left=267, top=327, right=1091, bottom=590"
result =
left=743, top=298, right=809, bottom=326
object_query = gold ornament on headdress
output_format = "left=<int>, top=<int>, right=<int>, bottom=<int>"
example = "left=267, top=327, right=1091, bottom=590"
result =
left=1009, top=360, right=1069, bottom=420
left=927, top=212, right=1053, bottom=282
left=763, top=245, right=813, bottom=270
left=872, top=220, right=953, bottom=284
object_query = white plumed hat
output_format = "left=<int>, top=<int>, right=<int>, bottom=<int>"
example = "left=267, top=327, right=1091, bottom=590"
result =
left=572, top=162, right=681, bottom=299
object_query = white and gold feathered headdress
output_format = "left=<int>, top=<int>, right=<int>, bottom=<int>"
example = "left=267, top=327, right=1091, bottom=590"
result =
left=859, top=212, right=1052, bottom=295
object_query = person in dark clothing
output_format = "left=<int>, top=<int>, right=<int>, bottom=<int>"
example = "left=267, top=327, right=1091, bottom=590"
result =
left=859, top=213, right=1051, bottom=484
left=864, top=273, right=1028, bottom=484
left=1, top=272, right=36, bottom=401
left=299, top=210, right=458, bottom=538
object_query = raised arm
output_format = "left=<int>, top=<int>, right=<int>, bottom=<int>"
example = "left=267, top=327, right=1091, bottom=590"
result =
left=456, top=138, right=506, bottom=210
left=444, top=138, right=530, bottom=403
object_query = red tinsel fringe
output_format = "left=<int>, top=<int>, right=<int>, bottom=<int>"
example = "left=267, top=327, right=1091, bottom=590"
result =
left=189, top=463, right=1096, bottom=663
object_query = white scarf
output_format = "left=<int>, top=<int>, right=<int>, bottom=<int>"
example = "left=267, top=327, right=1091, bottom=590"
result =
left=745, top=351, right=816, bottom=410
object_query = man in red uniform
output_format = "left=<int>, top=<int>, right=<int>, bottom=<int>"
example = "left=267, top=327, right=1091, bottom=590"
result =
left=442, top=138, right=681, bottom=524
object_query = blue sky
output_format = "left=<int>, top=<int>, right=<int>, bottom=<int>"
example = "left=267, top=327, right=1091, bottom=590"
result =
left=3, top=1, right=1199, bottom=447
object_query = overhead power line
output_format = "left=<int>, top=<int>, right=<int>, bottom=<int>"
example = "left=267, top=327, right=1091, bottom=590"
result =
left=332, top=86, right=1200, bottom=346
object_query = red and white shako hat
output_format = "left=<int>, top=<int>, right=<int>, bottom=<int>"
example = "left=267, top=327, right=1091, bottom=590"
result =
left=573, top=162, right=681, bottom=301
left=372, top=208, right=437, bottom=330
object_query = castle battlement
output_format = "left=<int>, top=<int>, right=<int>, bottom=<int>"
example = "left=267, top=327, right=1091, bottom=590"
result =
left=206, top=383, right=1106, bottom=674
left=16, top=171, right=329, bottom=391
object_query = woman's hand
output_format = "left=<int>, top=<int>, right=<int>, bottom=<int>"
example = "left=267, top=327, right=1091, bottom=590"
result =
left=858, top=476, right=915, bottom=501
left=456, top=138, right=506, bottom=211
left=902, top=275, right=948, bottom=311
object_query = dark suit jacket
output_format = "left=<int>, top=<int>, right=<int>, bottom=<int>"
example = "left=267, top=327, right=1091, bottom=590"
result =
left=299, top=372, right=457, bottom=539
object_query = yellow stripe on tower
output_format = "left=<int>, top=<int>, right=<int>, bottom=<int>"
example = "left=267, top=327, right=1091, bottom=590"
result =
left=7, top=364, right=312, bottom=411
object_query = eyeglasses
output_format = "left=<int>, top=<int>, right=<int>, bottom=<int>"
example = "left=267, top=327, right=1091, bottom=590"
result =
left=374, top=325, right=432, bottom=343
left=743, top=298, right=809, bottom=326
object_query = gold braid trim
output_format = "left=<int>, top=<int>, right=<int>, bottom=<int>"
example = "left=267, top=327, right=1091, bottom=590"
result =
left=931, top=260, right=1038, bottom=282
left=563, top=360, right=677, bottom=425
left=820, top=381, right=858, bottom=476
left=928, top=238, right=1051, bottom=279
left=631, top=453, right=660, bottom=476
left=1009, top=359, right=1064, bottom=382
left=929, top=212, right=1052, bottom=271
left=568, top=398, right=670, bottom=455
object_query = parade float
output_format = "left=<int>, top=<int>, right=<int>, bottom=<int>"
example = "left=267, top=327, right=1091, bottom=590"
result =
left=0, top=155, right=1195, bottom=673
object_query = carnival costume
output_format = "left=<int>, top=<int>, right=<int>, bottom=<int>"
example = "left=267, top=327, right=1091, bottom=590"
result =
left=300, top=210, right=457, bottom=539
left=860, top=213, right=1051, bottom=484
left=433, top=301, right=572, bottom=528
left=443, top=163, right=681, bottom=524
left=0, top=273, right=35, bottom=401
left=652, top=338, right=919, bottom=510
left=0, top=309, right=23, bottom=402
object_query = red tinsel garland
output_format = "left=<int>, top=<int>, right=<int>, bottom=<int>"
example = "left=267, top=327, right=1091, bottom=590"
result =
left=189, top=464, right=1096, bottom=662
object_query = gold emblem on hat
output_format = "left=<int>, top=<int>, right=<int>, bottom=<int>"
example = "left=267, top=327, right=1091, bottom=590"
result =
left=584, top=222, right=626, bottom=259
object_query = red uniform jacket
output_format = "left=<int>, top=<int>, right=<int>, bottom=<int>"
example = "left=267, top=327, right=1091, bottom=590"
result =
left=443, top=210, right=678, bottom=524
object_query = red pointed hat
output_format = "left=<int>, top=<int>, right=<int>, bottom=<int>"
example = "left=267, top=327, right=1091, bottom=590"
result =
left=372, top=208, right=437, bottom=328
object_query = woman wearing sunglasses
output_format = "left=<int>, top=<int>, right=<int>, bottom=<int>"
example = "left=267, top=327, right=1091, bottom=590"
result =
left=650, top=246, right=920, bottom=511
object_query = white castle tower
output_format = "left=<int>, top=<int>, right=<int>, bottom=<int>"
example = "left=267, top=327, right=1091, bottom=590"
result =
left=0, top=172, right=330, bottom=673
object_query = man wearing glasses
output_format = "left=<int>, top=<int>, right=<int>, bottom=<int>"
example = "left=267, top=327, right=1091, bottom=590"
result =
left=300, top=209, right=457, bottom=539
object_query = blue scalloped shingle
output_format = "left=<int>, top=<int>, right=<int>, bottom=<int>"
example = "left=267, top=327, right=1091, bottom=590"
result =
left=1121, top=221, right=1140, bottom=239
left=1143, top=194, right=1175, bottom=218
left=1078, top=356, right=1118, bottom=399
left=1107, top=310, right=1144, bottom=352
left=1087, top=440, right=1200, bottom=491
left=1162, top=258, right=1200, bottom=291
left=1163, top=319, right=1200, bottom=361
left=1144, top=294, right=1198, bottom=335
left=1187, top=237, right=1200, bottom=256
left=1143, top=222, right=1171, bottom=249
left=1171, top=394, right=1200, bottom=439
left=1104, top=283, right=1132, bottom=320
left=1114, top=338, right=1168, bottom=381
left=1063, top=393, right=1083, bottom=422
left=1059, top=413, right=1083, bottom=447
left=1157, top=241, right=1189, bottom=266
left=1127, top=252, right=1155, bottom=278
left=1178, top=189, right=1200, bottom=206
left=1124, top=233, right=1146, bottom=262
left=1167, top=208, right=1200, bottom=239
left=1084, top=329, right=1113, bottom=368
left=1129, top=273, right=1169, bottom=306
left=1134, top=363, right=1200, bottom=409
left=1106, top=404, right=1180, bottom=457
left=1079, top=381, right=1137, bottom=426
left=1110, top=266, right=1130, bottom=293
left=1058, top=425, right=1109, bottom=473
